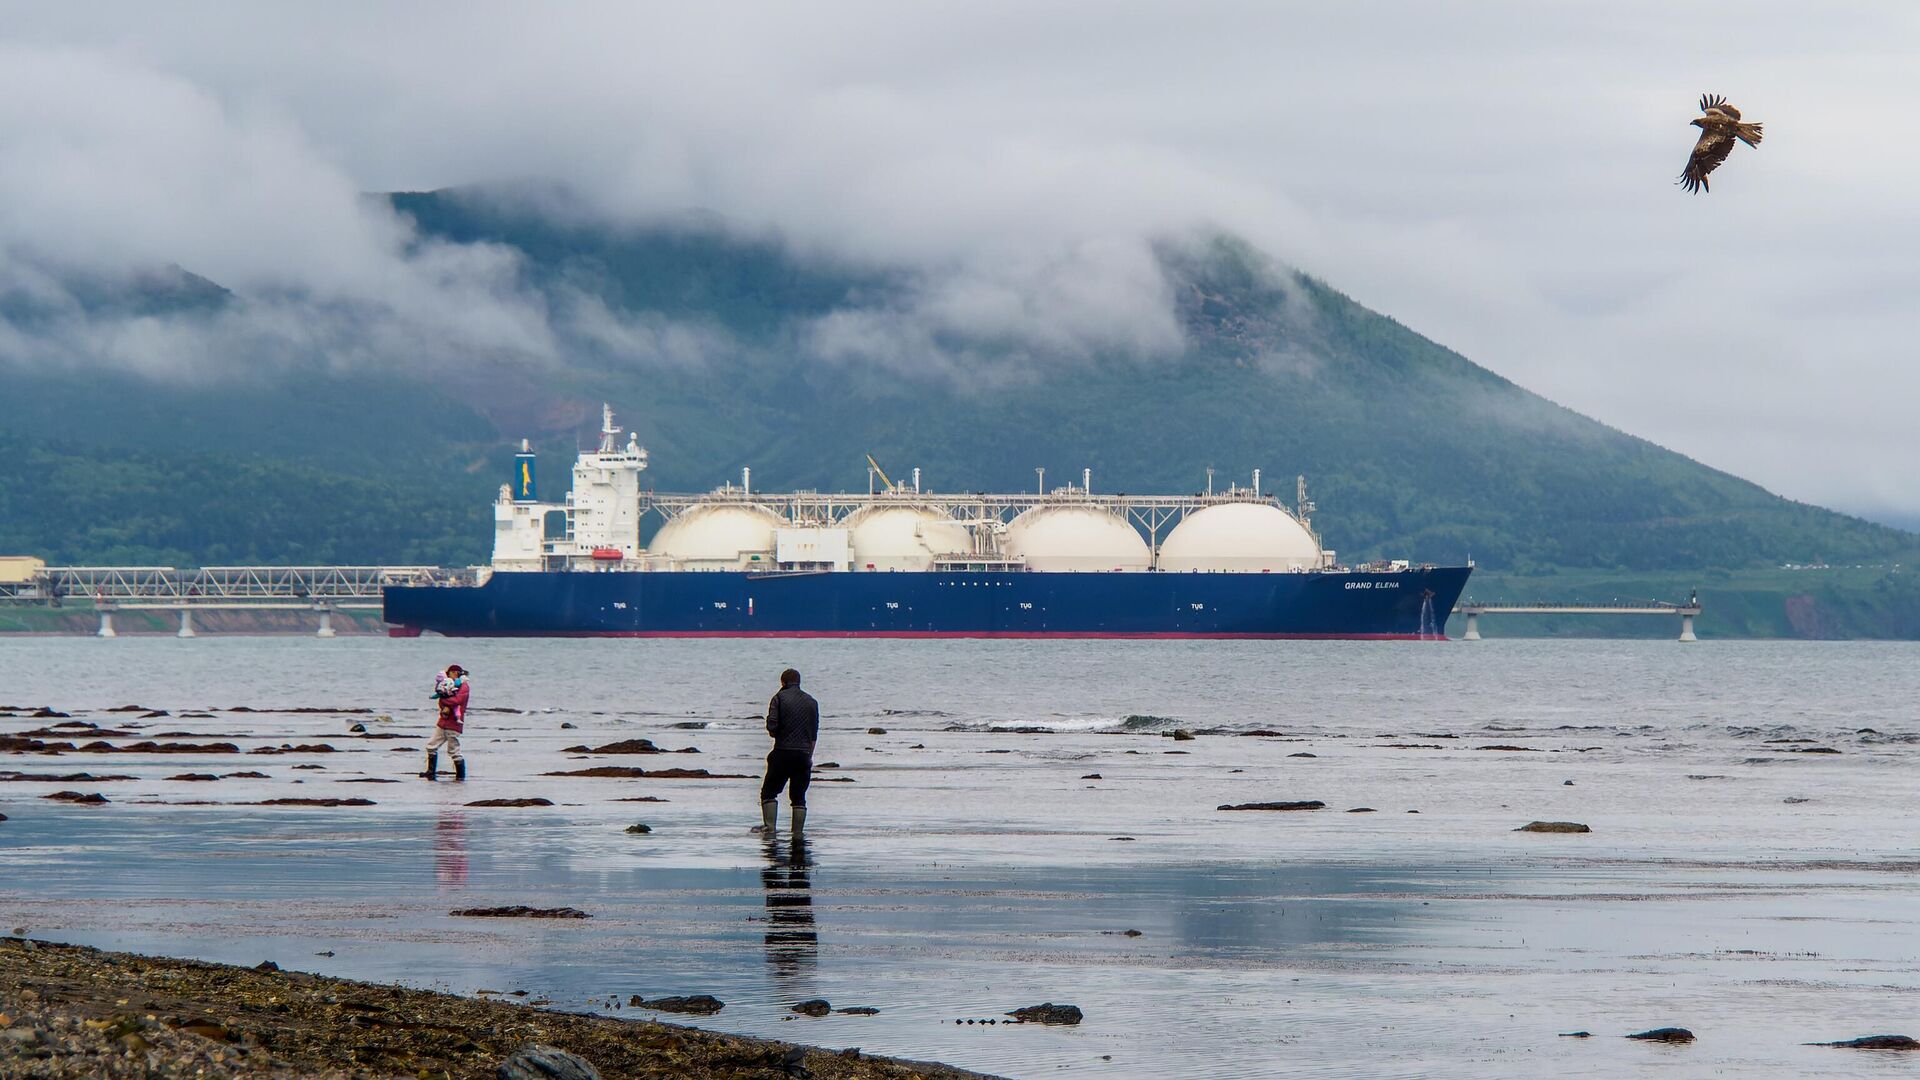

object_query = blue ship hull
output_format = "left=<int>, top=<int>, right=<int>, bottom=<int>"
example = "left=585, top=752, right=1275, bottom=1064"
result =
left=383, top=566, right=1472, bottom=639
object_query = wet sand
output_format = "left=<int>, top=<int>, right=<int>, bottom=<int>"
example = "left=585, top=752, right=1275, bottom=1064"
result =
left=3, top=637, right=1920, bottom=1077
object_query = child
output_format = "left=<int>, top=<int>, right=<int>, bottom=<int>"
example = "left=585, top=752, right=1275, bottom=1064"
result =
left=423, top=664, right=470, bottom=781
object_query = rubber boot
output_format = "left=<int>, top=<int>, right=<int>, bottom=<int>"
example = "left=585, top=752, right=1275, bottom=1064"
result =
left=753, top=800, right=778, bottom=834
left=453, top=759, right=466, bottom=782
left=422, top=752, right=438, bottom=781
left=792, top=805, right=807, bottom=835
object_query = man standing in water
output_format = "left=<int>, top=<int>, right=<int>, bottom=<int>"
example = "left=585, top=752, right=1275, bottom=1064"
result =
left=755, top=668, right=818, bottom=834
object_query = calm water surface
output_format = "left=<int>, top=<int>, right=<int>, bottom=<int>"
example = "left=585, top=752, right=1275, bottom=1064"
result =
left=2, top=637, right=1918, bottom=1078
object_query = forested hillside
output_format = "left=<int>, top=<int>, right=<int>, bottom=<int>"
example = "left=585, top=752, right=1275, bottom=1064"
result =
left=2, top=187, right=1913, bottom=588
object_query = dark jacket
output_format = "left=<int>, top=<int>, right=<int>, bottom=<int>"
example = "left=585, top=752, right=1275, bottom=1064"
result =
left=766, top=686, right=819, bottom=753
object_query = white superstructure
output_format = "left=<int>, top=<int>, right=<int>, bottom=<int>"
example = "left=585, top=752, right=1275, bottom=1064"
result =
left=490, top=404, right=1339, bottom=575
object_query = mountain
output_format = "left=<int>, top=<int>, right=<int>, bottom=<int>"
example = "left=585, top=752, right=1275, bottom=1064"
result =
left=1, top=186, right=1914, bottom=634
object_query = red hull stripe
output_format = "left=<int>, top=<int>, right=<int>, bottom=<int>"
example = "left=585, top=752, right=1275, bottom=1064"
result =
left=389, top=627, right=1444, bottom=641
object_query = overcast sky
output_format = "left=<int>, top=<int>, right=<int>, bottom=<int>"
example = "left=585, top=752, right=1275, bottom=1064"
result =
left=3, top=3, right=1917, bottom=523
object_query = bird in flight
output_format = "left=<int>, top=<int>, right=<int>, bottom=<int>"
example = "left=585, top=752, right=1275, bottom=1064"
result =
left=1679, top=94, right=1763, bottom=193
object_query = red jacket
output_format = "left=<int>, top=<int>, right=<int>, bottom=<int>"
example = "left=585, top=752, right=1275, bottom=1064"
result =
left=437, top=680, right=469, bottom=733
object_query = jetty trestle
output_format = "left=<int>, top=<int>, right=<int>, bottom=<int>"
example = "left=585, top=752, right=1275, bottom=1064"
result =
left=1453, top=599, right=1704, bottom=641
left=1, top=566, right=451, bottom=637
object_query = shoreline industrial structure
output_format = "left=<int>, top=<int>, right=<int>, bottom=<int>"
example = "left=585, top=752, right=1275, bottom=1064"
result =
left=2, top=408, right=1700, bottom=638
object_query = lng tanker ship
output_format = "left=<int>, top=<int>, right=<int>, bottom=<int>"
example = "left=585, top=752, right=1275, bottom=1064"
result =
left=382, top=406, right=1471, bottom=638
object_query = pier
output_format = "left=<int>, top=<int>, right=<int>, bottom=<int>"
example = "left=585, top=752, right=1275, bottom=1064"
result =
left=0, top=566, right=456, bottom=637
left=1452, top=599, right=1702, bottom=641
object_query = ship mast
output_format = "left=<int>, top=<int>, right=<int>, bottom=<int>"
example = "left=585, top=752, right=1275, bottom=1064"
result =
left=598, top=403, right=621, bottom=454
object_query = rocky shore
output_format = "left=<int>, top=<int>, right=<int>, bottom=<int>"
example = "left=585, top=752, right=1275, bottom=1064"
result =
left=0, top=938, right=997, bottom=1080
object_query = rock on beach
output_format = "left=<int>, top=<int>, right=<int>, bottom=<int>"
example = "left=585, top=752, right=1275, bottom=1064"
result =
left=1007, top=1003, right=1083, bottom=1025
left=498, top=1043, right=605, bottom=1080
left=628, top=994, right=724, bottom=1015
left=1626, top=1027, right=1695, bottom=1043
left=1813, top=1035, right=1920, bottom=1050
left=1516, top=821, right=1591, bottom=833
left=452, top=906, right=592, bottom=919
left=562, top=738, right=666, bottom=754
left=542, top=767, right=750, bottom=779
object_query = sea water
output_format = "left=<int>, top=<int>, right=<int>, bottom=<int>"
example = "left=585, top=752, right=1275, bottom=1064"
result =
left=2, top=637, right=1918, bottom=1078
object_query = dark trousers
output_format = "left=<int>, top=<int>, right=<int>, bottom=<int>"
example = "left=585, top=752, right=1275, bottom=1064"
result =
left=760, top=748, right=812, bottom=807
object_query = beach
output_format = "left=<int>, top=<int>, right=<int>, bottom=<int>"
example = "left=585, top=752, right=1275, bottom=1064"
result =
left=0, top=936, right=994, bottom=1078
left=3, top=636, right=1919, bottom=1078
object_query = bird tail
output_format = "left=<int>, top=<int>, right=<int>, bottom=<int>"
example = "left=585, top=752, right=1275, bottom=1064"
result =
left=1736, top=122, right=1763, bottom=147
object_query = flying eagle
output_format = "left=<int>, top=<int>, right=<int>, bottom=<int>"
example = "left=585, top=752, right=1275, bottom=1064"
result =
left=1679, top=94, right=1763, bottom=193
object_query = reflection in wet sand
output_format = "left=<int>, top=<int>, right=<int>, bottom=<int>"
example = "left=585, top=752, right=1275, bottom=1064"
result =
left=761, top=836, right=817, bottom=991
left=434, top=810, right=468, bottom=887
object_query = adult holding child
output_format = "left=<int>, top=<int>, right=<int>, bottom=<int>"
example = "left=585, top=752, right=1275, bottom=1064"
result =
left=423, top=663, right=470, bottom=781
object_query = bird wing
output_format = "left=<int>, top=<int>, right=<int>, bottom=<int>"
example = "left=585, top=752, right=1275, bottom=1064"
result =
left=1680, top=127, right=1735, bottom=193
left=1698, top=93, right=1741, bottom=120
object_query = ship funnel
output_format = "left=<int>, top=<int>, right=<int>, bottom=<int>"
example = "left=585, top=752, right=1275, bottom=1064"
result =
left=513, top=441, right=538, bottom=502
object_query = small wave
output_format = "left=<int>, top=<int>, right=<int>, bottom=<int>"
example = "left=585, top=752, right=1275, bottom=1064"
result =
left=879, top=708, right=954, bottom=718
left=943, top=715, right=1157, bottom=734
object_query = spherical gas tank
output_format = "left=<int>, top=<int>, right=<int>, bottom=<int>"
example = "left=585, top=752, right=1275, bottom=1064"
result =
left=846, top=504, right=971, bottom=571
left=649, top=503, right=782, bottom=568
left=1156, top=503, right=1321, bottom=572
left=1005, top=506, right=1151, bottom=572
